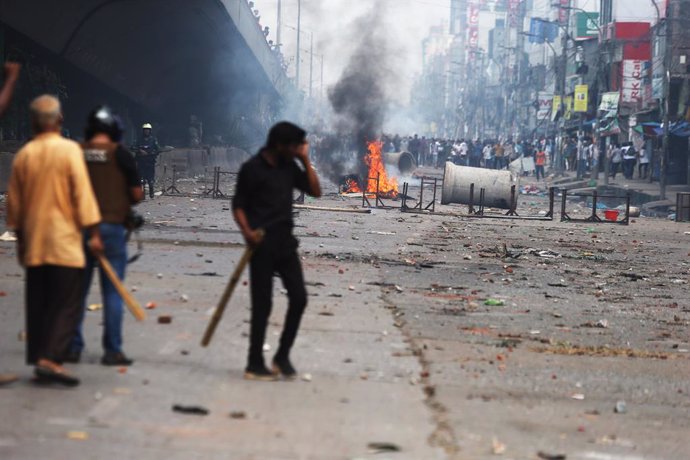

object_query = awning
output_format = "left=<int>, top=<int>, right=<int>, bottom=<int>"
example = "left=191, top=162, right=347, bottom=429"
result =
left=641, top=121, right=690, bottom=137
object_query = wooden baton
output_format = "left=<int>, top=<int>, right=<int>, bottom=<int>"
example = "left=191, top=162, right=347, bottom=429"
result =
left=97, top=254, right=146, bottom=321
left=201, top=229, right=264, bottom=347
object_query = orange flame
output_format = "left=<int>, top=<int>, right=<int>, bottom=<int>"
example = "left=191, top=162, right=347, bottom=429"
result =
left=343, top=140, right=398, bottom=196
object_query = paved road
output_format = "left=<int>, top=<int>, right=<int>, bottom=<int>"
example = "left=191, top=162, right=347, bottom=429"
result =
left=1, top=176, right=689, bottom=459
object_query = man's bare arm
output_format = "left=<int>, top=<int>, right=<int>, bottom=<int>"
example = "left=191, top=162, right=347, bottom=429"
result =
left=0, top=63, right=20, bottom=117
left=296, top=143, right=322, bottom=198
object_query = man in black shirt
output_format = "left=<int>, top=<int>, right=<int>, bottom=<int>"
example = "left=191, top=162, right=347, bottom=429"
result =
left=232, top=122, right=321, bottom=380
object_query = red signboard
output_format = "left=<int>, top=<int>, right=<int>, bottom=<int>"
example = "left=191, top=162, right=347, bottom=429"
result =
left=468, top=2, right=479, bottom=26
left=558, top=0, right=571, bottom=25
left=508, top=0, right=520, bottom=27
left=468, top=28, right=479, bottom=47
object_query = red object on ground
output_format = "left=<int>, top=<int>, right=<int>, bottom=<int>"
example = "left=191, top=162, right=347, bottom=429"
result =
left=604, top=210, right=619, bottom=222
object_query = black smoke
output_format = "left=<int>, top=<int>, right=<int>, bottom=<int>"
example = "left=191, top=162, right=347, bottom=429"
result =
left=327, top=5, right=390, bottom=179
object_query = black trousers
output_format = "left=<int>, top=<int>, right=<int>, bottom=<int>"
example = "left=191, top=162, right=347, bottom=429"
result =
left=535, top=165, right=545, bottom=180
left=26, top=265, right=83, bottom=365
left=248, top=236, right=307, bottom=367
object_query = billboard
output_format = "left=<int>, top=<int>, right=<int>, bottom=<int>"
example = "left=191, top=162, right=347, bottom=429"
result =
left=574, top=85, right=588, bottom=112
left=537, top=92, right=553, bottom=121
left=557, top=0, right=571, bottom=25
left=575, top=12, right=600, bottom=39
left=552, top=95, right=562, bottom=121
left=621, top=60, right=645, bottom=104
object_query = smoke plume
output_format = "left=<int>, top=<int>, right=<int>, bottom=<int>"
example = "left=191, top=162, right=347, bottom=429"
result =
left=327, top=4, right=391, bottom=178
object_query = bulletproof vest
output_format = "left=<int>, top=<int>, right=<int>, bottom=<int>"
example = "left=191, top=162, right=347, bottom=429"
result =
left=83, top=142, right=130, bottom=224
left=138, top=135, right=158, bottom=155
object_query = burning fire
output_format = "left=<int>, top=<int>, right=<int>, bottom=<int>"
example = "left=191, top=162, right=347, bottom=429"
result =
left=344, top=140, right=398, bottom=196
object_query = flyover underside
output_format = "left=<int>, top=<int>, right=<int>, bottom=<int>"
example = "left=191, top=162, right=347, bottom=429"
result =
left=0, top=0, right=286, bottom=145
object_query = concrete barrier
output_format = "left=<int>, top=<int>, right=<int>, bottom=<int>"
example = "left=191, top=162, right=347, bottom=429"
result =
left=157, top=147, right=250, bottom=177
left=441, top=162, right=519, bottom=209
left=383, top=151, right=417, bottom=175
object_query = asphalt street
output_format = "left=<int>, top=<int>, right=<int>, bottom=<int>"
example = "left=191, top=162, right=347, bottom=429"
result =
left=1, top=173, right=689, bottom=460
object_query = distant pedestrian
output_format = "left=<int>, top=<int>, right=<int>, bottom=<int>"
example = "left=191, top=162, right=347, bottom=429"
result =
left=622, top=145, right=636, bottom=179
left=535, top=148, right=546, bottom=180
left=67, top=106, right=144, bottom=367
left=482, top=143, right=493, bottom=169
left=409, top=134, right=420, bottom=165
left=638, top=146, right=650, bottom=179
left=136, top=123, right=160, bottom=199
left=6, top=95, right=103, bottom=387
left=576, top=140, right=588, bottom=180
left=458, top=140, right=468, bottom=166
left=609, top=144, right=622, bottom=179
left=565, top=139, right=577, bottom=171
left=494, top=142, right=505, bottom=169
left=233, top=122, right=322, bottom=380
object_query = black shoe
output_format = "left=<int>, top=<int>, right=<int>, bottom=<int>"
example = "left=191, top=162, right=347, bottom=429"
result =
left=63, top=350, right=81, bottom=364
left=244, top=364, right=278, bottom=381
left=34, top=366, right=80, bottom=387
left=101, top=352, right=134, bottom=366
left=272, top=357, right=297, bottom=380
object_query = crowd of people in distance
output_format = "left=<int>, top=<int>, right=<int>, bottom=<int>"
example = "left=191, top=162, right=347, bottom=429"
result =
left=379, top=134, right=553, bottom=178
left=246, top=1, right=289, bottom=73
left=304, top=130, right=654, bottom=185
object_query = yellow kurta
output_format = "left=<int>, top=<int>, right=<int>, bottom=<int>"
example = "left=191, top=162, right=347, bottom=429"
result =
left=6, top=132, right=101, bottom=268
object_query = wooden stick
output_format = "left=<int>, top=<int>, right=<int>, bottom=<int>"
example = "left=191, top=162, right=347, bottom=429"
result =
left=201, top=230, right=264, bottom=347
left=294, top=204, right=372, bottom=214
left=97, top=254, right=146, bottom=321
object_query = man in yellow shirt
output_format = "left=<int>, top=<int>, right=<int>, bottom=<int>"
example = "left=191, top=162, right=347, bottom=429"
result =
left=6, top=95, right=103, bottom=387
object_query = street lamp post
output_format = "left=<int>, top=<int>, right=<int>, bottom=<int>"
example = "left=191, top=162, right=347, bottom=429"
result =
left=276, top=0, right=282, bottom=48
left=309, top=31, right=314, bottom=98
left=660, top=1, right=671, bottom=200
left=558, top=6, right=571, bottom=177
left=295, top=0, right=301, bottom=91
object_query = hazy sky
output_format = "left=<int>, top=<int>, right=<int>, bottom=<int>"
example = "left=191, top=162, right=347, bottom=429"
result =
left=255, top=0, right=450, bottom=98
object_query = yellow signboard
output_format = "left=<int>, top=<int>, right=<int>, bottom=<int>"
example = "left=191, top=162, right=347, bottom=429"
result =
left=574, top=84, right=588, bottom=112
left=552, top=95, right=562, bottom=121
left=565, top=96, right=573, bottom=120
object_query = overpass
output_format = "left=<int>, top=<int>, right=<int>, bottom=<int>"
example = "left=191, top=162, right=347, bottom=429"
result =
left=0, top=0, right=293, bottom=145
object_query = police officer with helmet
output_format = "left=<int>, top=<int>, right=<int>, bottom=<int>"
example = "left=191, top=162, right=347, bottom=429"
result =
left=136, top=122, right=160, bottom=199
left=66, top=106, right=143, bottom=366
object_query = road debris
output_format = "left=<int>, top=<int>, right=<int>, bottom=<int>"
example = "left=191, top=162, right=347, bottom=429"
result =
left=615, top=401, right=627, bottom=414
left=157, top=315, right=172, bottom=324
left=367, top=442, right=401, bottom=453
left=491, top=437, right=506, bottom=455
left=66, top=431, right=89, bottom=441
left=484, top=299, right=505, bottom=306
left=537, top=451, right=566, bottom=460
left=172, top=405, right=209, bottom=416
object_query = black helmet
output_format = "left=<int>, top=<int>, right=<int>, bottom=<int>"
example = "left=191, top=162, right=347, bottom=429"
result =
left=85, top=105, right=124, bottom=142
